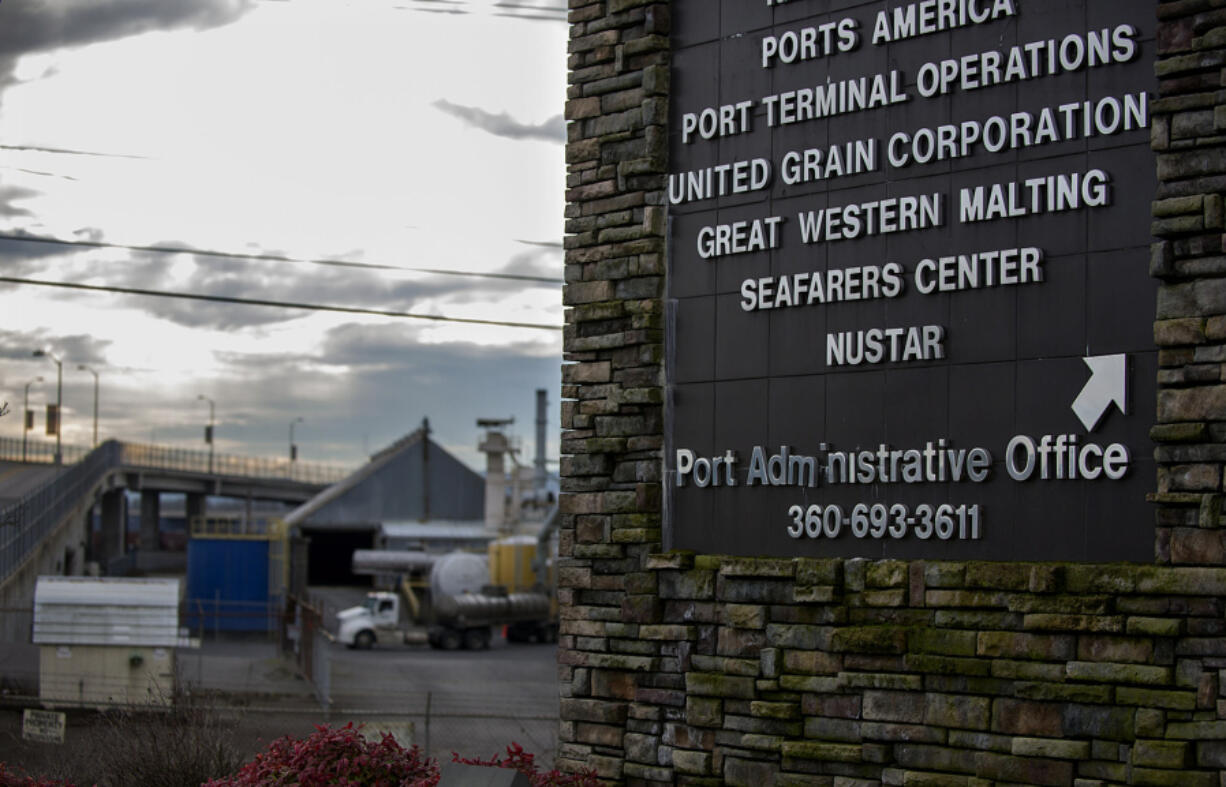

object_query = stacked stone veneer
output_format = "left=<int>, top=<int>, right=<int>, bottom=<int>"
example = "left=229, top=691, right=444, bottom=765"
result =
left=560, top=0, right=1226, bottom=784
left=1152, top=2, right=1226, bottom=566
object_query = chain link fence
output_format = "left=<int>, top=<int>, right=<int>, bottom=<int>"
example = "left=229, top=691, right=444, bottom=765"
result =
left=0, top=603, right=560, bottom=777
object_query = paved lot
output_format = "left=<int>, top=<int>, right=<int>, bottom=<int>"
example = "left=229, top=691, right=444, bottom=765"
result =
left=3, top=629, right=561, bottom=774
left=0, top=579, right=562, bottom=777
left=0, top=461, right=60, bottom=505
left=323, top=634, right=561, bottom=760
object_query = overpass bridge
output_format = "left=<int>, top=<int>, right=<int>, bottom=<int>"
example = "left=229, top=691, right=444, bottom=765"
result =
left=0, top=438, right=349, bottom=625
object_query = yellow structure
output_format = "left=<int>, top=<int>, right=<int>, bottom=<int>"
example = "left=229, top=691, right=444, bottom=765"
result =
left=38, top=644, right=174, bottom=707
left=33, top=577, right=193, bottom=708
left=488, top=535, right=540, bottom=593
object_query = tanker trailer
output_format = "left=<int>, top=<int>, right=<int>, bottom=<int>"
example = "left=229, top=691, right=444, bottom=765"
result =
left=427, top=590, right=551, bottom=650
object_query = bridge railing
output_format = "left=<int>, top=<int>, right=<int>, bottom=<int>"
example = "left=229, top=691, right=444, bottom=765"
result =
left=0, top=437, right=351, bottom=485
left=0, top=437, right=93, bottom=466
left=0, top=438, right=353, bottom=586
left=116, top=442, right=350, bottom=485
left=0, top=441, right=121, bottom=584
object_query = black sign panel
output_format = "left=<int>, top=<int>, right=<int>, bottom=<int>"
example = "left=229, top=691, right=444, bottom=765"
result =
left=666, top=0, right=1158, bottom=561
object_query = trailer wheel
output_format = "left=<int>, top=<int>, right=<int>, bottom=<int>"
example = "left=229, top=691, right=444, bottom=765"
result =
left=355, top=630, right=376, bottom=650
left=463, top=628, right=490, bottom=650
left=438, top=629, right=462, bottom=650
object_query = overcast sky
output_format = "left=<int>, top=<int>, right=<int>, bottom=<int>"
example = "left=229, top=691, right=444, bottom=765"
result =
left=0, top=0, right=567, bottom=472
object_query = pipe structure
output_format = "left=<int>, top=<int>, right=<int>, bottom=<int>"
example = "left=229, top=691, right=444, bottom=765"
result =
left=534, top=388, right=548, bottom=499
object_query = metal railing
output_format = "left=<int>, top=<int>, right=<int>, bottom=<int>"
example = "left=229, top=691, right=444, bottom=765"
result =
left=0, top=439, right=354, bottom=586
left=0, top=441, right=120, bottom=584
left=117, top=441, right=350, bottom=485
left=190, top=514, right=285, bottom=539
left=0, top=436, right=93, bottom=466
left=0, top=437, right=350, bottom=486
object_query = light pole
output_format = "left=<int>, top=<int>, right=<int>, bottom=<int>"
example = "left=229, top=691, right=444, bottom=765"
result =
left=198, top=394, right=215, bottom=474
left=22, top=376, right=43, bottom=463
left=32, top=350, right=62, bottom=466
left=289, top=417, right=304, bottom=464
left=77, top=364, right=98, bottom=448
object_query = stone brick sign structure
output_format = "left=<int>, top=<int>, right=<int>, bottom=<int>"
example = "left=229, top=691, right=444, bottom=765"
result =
left=560, top=0, right=1226, bottom=784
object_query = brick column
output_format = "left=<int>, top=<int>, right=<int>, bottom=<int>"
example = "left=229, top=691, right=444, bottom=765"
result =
left=1151, top=0, right=1226, bottom=564
left=559, top=0, right=670, bottom=780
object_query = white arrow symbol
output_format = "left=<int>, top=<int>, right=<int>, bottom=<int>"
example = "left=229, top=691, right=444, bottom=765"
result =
left=1071, top=354, right=1127, bottom=432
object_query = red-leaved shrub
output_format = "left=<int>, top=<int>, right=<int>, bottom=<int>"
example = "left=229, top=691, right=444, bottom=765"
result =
left=5, top=722, right=590, bottom=787
left=454, top=743, right=599, bottom=787
left=202, top=723, right=438, bottom=787
left=0, top=763, right=72, bottom=787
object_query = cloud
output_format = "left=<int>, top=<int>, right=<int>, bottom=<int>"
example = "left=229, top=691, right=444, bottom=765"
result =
left=11, top=167, right=79, bottom=182
left=0, top=0, right=254, bottom=90
left=0, top=233, right=561, bottom=332
left=0, top=184, right=39, bottom=217
left=432, top=99, right=564, bottom=143
left=209, top=323, right=561, bottom=465
left=0, top=328, right=111, bottom=365
left=112, top=253, right=514, bottom=330
left=489, top=246, right=563, bottom=284
left=0, top=144, right=149, bottom=159
left=0, top=232, right=85, bottom=294
left=399, top=0, right=564, bottom=24
left=115, top=244, right=560, bottom=330
left=0, top=234, right=78, bottom=264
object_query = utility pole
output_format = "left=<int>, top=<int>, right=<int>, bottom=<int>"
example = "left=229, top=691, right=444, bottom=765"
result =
left=198, top=394, right=215, bottom=474
left=32, top=350, right=62, bottom=466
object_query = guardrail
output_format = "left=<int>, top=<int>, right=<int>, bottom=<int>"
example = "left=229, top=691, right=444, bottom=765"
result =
left=0, top=442, right=120, bottom=584
left=0, top=437, right=351, bottom=485
left=0, top=439, right=354, bottom=586
left=0, top=437, right=92, bottom=466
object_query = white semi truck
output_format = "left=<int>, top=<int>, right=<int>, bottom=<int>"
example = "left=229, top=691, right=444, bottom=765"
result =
left=336, top=545, right=557, bottom=650
left=337, top=588, right=553, bottom=650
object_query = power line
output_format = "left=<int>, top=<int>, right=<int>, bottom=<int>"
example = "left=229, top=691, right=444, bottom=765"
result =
left=0, top=276, right=563, bottom=332
left=0, top=233, right=563, bottom=284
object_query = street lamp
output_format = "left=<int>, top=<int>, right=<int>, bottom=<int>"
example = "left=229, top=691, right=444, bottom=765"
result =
left=289, top=417, right=304, bottom=464
left=197, top=394, right=215, bottom=474
left=77, top=364, right=98, bottom=448
left=22, top=376, right=43, bottom=463
left=32, top=349, right=62, bottom=466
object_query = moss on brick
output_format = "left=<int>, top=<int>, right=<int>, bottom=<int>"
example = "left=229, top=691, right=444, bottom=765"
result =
left=829, top=626, right=908, bottom=654
left=908, top=627, right=978, bottom=656
left=779, top=741, right=862, bottom=762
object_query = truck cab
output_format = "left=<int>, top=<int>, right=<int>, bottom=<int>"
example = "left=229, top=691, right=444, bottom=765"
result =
left=337, top=591, right=402, bottom=649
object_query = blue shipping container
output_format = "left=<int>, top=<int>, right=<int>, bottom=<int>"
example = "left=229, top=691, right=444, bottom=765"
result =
left=186, top=538, right=272, bottom=633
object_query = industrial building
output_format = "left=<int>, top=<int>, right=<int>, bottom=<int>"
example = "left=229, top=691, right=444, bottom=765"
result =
left=168, top=391, right=558, bottom=630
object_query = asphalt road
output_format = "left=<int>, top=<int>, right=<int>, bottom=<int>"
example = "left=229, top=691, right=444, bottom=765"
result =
left=322, top=634, right=562, bottom=763
left=0, top=461, right=59, bottom=505
left=1, top=632, right=562, bottom=779
left=326, top=634, right=560, bottom=716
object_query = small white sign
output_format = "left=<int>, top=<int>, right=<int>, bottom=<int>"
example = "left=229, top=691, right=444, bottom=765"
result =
left=22, top=709, right=65, bottom=744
